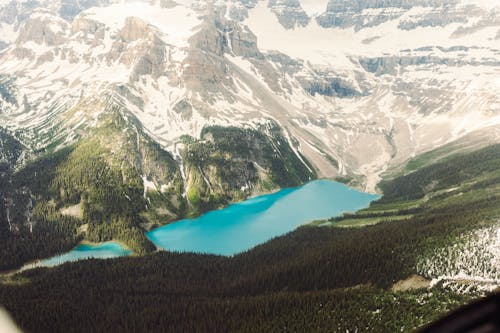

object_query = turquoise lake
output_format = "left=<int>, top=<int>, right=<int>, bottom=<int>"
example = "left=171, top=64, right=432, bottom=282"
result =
left=28, top=179, right=378, bottom=268
left=32, top=242, right=132, bottom=268
left=146, top=179, right=379, bottom=256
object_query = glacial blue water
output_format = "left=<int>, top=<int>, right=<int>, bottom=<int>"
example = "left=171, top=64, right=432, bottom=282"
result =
left=147, top=179, right=379, bottom=256
left=33, top=242, right=132, bottom=268
left=26, top=180, right=378, bottom=268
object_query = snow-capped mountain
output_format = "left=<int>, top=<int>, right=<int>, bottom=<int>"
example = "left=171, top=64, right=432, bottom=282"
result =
left=0, top=0, right=499, bottom=191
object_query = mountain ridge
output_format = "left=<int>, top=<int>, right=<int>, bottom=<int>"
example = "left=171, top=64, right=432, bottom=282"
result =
left=0, top=0, right=499, bottom=193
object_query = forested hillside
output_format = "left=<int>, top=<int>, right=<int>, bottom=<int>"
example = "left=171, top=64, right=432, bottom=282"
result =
left=379, top=144, right=500, bottom=202
left=0, top=110, right=180, bottom=269
left=183, top=124, right=315, bottom=215
left=0, top=112, right=315, bottom=270
left=1, top=144, right=499, bottom=332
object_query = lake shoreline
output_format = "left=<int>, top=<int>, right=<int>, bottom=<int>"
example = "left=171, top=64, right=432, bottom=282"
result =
left=0, top=240, right=133, bottom=277
left=3, top=180, right=379, bottom=274
left=147, top=179, right=379, bottom=256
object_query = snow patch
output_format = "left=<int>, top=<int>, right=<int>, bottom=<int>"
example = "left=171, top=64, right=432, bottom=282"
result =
left=83, top=1, right=201, bottom=47
left=418, top=224, right=500, bottom=293
left=299, top=0, right=329, bottom=17
left=142, top=176, right=157, bottom=198
left=461, top=0, right=500, bottom=9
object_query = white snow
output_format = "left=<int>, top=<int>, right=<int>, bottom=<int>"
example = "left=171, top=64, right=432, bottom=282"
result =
left=83, top=1, right=201, bottom=47
left=299, top=0, right=329, bottom=17
left=461, top=0, right=500, bottom=9
left=0, top=22, right=18, bottom=44
left=245, top=3, right=359, bottom=69
left=245, top=0, right=500, bottom=67
left=142, top=176, right=157, bottom=198
left=225, top=54, right=275, bottom=92
left=6, top=207, right=12, bottom=232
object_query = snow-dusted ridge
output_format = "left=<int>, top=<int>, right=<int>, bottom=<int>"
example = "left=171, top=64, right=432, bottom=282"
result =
left=418, top=224, right=500, bottom=293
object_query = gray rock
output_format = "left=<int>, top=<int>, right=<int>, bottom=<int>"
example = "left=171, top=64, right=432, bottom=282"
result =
left=226, top=2, right=249, bottom=21
left=398, top=7, right=468, bottom=30
left=267, top=0, right=310, bottom=29
left=173, top=100, right=193, bottom=120
left=0, top=75, right=18, bottom=108
left=317, top=0, right=461, bottom=30
left=359, top=54, right=500, bottom=76
left=16, top=14, right=69, bottom=46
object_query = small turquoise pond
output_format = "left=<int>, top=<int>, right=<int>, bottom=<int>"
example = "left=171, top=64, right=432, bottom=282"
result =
left=147, top=179, right=379, bottom=256
left=34, top=242, right=132, bottom=268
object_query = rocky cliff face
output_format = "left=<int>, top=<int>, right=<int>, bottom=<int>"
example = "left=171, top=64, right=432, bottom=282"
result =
left=16, top=12, right=69, bottom=45
left=268, top=0, right=310, bottom=28
left=181, top=124, right=315, bottom=215
left=0, top=128, right=22, bottom=167
left=0, top=0, right=110, bottom=48
left=316, top=0, right=462, bottom=29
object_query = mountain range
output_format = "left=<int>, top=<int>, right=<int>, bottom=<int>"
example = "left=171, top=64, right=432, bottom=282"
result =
left=1, top=0, right=500, bottom=331
left=0, top=0, right=499, bottom=192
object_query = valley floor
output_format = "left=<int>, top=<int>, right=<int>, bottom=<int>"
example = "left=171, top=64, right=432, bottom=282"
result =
left=1, top=144, right=500, bottom=332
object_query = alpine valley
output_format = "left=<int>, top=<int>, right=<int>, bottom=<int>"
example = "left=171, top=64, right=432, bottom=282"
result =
left=0, top=0, right=500, bottom=332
